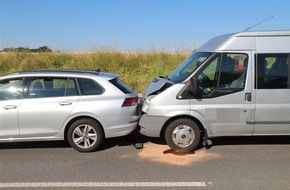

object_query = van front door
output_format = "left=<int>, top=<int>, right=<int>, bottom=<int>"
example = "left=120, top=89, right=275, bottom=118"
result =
left=254, top=53, right=290, bottom=134
left=190, top=52, right=254, bottom=136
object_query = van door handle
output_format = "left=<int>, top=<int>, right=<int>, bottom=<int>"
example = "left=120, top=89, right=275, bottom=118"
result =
left=245, top=93, right=252, bottom=102
left=59, top=102, right=72, bottom=106
left=3, top=105, right=17, bottom=110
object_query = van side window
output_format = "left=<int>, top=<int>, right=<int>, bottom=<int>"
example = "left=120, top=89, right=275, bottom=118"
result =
left=256, top=54, right=289, bottom=89
left=196, top=53, right=248, bottom=96
left=219, top=54, right=248, bottom=90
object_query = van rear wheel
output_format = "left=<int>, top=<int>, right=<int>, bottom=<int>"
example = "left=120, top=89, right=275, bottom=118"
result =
left=164, top=118, right=200, bottom=152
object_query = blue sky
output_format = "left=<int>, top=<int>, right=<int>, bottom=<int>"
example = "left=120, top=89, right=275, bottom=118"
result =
left=1, top=0, right=290, bottom=52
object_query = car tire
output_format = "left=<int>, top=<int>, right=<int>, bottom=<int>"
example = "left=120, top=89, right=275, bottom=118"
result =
left=67, top=118, right=104, bottom=152
left=164, top=118, right=200, bottom=152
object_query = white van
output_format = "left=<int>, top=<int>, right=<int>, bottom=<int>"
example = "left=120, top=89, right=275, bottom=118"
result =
left=139, top=30, right=290, bottom=152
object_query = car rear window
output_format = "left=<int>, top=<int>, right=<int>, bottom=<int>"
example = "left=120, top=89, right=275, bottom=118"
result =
left=109, top=78, right=134, bottom=94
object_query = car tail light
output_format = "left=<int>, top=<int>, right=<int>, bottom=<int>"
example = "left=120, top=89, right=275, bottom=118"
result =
left=122, top=97, right=138, bottom=107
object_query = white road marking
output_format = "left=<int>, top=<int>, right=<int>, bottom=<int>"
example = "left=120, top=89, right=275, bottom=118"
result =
left=0, top=182, right=211, bottom=188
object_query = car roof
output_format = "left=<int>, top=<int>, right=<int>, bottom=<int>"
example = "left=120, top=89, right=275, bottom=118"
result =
left=1, top=70, right=119, bottom=80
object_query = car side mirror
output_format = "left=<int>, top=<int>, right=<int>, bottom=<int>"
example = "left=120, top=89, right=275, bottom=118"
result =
left=187, top=77, right=199, bottom=96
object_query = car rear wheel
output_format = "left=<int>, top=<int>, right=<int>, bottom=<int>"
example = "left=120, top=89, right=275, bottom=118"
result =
left=67, top=118, right=103, bottom=152
left=164, top=118, right=200, bottom=152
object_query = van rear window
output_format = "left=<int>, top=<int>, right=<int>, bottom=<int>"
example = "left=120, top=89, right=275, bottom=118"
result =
left=110, top=78, right=134, bottom=94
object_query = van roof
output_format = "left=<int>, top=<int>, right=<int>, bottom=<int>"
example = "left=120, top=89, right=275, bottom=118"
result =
left=234, top=30, right=290, bottom=37
left=197, top=30, right=290, bottom=52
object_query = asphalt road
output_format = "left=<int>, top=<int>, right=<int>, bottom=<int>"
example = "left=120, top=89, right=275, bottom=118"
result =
left=1, top=134, right=290, bottom=190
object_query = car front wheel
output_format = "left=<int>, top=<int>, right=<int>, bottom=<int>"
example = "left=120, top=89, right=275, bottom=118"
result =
left=164, top=118, right=201, bottom=152
left=67, top=118, right=103, bottom=152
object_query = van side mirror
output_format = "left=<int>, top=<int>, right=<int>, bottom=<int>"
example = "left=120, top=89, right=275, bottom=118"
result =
left=188, top=77, right=199, bottom=96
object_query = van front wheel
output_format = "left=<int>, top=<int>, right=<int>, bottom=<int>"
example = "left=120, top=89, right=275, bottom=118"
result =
left=164, top=118, right=200, bottom=152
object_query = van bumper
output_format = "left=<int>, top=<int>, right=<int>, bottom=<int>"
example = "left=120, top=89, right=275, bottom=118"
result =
left=139, top=114, right=169, bottom=137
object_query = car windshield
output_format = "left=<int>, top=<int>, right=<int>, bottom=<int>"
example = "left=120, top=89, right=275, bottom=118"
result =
left=167, top=52, right=212, bottom=83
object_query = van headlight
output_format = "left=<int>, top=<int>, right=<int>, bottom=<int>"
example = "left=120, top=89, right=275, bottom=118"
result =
left=141, top=95, right=154, bottom=113
left=141, top=99, right=149, bottom=113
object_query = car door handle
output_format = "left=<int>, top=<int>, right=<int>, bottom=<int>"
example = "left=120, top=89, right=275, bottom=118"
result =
left=3, top=105, right=17, bottom=110
left=59, top=102, right=73, bottom=106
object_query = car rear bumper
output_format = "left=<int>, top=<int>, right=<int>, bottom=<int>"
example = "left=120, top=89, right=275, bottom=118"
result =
left=105, top=115, right=140, bottom=138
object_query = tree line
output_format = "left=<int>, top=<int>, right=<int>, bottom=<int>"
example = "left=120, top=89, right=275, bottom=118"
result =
left=1, top=46, right=53, bottom=53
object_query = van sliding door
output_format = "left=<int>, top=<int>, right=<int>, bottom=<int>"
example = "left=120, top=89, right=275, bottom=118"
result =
left=254, top=53, right=290, bottom=135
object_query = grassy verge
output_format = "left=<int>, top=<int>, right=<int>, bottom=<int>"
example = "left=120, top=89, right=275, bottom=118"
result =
left=0, top=51, right=188, bottom=92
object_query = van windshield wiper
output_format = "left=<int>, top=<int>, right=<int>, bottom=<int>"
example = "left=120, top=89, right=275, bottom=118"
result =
left=159, top=75, right=169, bottom=80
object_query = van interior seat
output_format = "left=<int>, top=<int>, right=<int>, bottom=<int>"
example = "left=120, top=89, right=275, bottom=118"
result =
left=220, top=57, right=235, bottom=87
left=266, top=60, right=288, bottom=88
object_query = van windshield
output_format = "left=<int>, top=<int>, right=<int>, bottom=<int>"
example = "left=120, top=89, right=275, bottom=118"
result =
left=167, top=52, right=212, bottom=83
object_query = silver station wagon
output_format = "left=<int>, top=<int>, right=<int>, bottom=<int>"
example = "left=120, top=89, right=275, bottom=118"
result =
left=0, top=70, right=139, bottom=152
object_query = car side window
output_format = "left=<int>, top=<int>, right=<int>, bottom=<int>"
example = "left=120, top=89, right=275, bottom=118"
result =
left=28, top=78, right=78, bottom=98
left=78, top=78, right=104, bottom=95
left=0, top=78, right=24, bottom=100
left=256, top=54, right=289, bottom=89
left=197, top=53, right=248, bottom=96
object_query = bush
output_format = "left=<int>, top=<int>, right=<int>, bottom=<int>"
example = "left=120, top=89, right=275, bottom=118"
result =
left=0, top=51, right=188, bottom=92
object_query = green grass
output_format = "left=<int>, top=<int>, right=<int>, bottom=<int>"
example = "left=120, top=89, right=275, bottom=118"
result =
left=0, top=51, right=189, bottom=92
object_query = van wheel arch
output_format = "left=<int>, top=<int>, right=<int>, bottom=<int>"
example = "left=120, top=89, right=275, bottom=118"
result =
left=161, top=115, right=205, bottom=138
